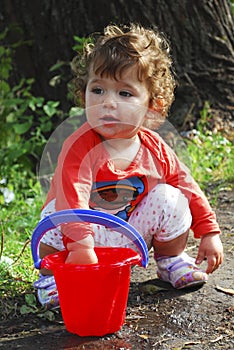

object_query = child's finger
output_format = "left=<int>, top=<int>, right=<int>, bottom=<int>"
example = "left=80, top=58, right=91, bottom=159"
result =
left=206, top=255, right=219, bottom=274
left=195, top=252, right=205, bottom=265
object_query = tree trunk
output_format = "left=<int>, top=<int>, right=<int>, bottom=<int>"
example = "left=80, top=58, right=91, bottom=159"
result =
left=1, top=0, right=233, bottom=128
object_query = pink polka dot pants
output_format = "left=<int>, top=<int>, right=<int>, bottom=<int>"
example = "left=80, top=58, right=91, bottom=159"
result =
left=128, top=184, right=192, bottom=248
left=40, top=184, right=192, bottom=251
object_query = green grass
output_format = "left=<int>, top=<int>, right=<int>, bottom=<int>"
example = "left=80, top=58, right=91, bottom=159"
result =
left=183, top=129, right=233, bottom=206
left=0, top=180, right=44, bottom=318
left=184, top=131, right=233, bottom=185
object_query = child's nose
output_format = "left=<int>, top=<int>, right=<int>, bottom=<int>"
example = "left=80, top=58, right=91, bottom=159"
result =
left=103, top=92, right=117, bottom=109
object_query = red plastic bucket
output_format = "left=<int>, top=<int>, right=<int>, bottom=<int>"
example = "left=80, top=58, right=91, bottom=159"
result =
left=42, top=247, right=141, bottom=336
left=31, top=209, right=148, bottom=336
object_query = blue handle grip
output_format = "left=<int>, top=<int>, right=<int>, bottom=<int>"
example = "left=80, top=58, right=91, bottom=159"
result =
left=31, top=209, right=149, bottom=269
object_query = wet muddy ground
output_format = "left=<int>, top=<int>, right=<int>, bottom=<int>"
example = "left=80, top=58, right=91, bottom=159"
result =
left=0, top=188, right=233, bottom=349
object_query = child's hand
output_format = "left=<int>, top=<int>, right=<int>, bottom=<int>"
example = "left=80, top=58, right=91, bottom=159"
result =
left=65, top=235, right=98, bottom=265
left=66, top=247, right=98, bottom=264
left=196, top=233, right=223, bottom=274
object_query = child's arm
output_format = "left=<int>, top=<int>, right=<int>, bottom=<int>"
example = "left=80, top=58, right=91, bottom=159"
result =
left=142, top=129, right=222, bottom=239
left=50, top=124, right=100, bottom=265
left=196, top=233, right=223, bottom=274
left=166, top=153, right=224, bottom=272
left=155, top=134, right=223, bottom=273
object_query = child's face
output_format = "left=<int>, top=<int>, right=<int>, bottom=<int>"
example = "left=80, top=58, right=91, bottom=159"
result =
left=85, top=67, right=150, bottom=140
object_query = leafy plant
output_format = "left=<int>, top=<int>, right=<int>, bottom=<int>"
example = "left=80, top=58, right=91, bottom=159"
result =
left=230, top=0, right=234, bottom=14
left=0, top=179, right=43, bottom=318
left=49, top=35, right=91, bottom=105
left=0, top=30, right=90, bottom=319
left=183, top=102, right=234, bottom=190
left=19, top=293, right=56, bottom=320
left=0, top=28, right=66, bottom=191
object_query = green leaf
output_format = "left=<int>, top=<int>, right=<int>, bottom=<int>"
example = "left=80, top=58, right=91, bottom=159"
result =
left=0, top=80, right=10, bottom=94
left=49, top=75, right=61, bottom=87
left=25, top=293, right=37, bottom=306
left=0, top=28, right=9, bottom=40
left=41, top=121, right=52, bottom=132
left=69, top=106, right=84, bottom=117
left=28, top=97, right=44, bottom=111
left=20, top=304, right=36, bottom=315
left=43, top=101, right=60, bottom=117
left=37, top=310, right=55, bottom=321
left=49, top=60, right=66, bottom=72
left=13, top=122, right=32, bottom=135
left=43, top=310, right=55, bottom=321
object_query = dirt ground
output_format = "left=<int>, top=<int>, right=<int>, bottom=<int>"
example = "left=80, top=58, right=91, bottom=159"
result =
left=0, top=187, right=233, bottom=350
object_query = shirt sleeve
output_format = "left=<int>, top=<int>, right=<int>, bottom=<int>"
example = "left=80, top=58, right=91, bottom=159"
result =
left=46, top=124, right=99, bottom=244
left=162, top=143, right=221, bottom=238
left=141, top=128, right=221, bottom=238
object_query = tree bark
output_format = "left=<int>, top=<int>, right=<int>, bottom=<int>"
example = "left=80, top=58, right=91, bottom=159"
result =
left=1, top=0, right=233, bottom=128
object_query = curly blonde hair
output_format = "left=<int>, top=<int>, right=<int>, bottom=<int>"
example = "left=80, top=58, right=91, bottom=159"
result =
left=72, top=23, right=176, bottom=129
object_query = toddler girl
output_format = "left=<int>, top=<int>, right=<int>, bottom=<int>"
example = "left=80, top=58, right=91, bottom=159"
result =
left=33, top=23, right=223, bottom=308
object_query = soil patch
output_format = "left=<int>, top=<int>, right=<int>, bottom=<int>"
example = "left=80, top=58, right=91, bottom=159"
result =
left=0, top=187, right=233, bottom=349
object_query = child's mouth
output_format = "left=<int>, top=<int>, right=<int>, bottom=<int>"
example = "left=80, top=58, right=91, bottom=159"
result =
left=101, top=115, right=119, bottom=123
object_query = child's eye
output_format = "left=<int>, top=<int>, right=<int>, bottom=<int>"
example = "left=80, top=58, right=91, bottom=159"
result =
left=91, top=87, right=104, bottom=95
left=120, top=91, right=133, bottom=97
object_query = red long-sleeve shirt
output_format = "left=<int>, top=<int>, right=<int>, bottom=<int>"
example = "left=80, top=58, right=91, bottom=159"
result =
left=43, top=122, right=220, bottom=244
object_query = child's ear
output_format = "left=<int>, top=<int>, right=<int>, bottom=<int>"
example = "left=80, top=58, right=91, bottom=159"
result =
left=149, top=98, right=164, bottom=113
left=144, top=98, right=165, bottom=129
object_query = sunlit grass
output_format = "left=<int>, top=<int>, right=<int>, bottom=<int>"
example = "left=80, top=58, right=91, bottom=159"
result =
left=184, top=130, right=233, bottom=187
left=0, top=181, right=43, bottom=302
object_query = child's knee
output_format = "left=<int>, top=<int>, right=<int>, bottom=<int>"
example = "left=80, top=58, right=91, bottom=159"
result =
left=152, top=184, right=192, bottom=242
left=152, top=183, right=190, bottom=213
left=129, top=184, right=192, bottom=246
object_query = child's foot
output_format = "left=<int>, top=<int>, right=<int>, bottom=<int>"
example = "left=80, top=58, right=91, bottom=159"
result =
left=34, top=275, right=59, bottom=309
left=155, top=252, right=208, bottom=289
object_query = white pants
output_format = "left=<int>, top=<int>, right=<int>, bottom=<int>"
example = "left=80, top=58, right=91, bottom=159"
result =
left=40, top=184, right=192, bottom=251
